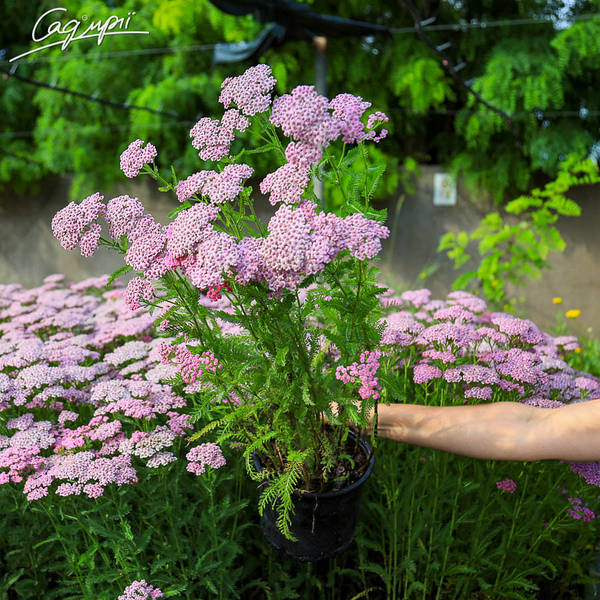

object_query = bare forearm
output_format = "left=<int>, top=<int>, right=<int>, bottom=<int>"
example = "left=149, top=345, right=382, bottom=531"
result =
left=371, top=399, right=600, bottom=462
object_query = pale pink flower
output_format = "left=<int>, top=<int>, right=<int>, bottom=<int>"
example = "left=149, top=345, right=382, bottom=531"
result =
left=120, top=139, right=157, bottom=178
left=219, top=64, right=276, bottom=115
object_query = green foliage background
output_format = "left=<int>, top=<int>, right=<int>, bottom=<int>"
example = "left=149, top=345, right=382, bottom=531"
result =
left=1, top=0, right=600, bottom=202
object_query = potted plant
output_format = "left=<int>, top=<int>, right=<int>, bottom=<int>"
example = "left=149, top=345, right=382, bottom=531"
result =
left=51, top=64, right=393, bottom=560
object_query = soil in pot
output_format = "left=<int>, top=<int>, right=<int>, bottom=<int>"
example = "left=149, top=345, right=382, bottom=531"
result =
left=254, top=428, right=375, bottom=562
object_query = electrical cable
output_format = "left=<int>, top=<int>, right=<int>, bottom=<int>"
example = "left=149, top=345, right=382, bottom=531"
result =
left=0, top=67, right=181, bottom=119
left=1, top=13, right=598, bottom=67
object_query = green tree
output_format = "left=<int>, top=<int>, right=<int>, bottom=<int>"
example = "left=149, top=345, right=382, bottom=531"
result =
left=1, top=0, right=599, bottom=203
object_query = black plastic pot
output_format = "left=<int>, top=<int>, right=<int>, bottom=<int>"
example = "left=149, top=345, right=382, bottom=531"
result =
left=252, top=431, right=375, bottom=562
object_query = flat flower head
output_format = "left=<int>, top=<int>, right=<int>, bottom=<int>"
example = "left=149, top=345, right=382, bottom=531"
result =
left=552, top=297, right=563, bottom=304
left=106, top=195, right=145, bottom=239
left=329, top=93, right=372, bottom=144
left=565, top=309, right=581, bottom=319
left=166, top=204, right=220, bottom=258
left=202, top=164, right=253, bottom=204
left=190, top=110, right=249, bottom=162
left=270, top=85, right=340, bottom=147
left=120, top=139, right=157, bottom=178
left=51, top=193, right=105, bottom=256
left=219, top=64, right=276, bottom=116
left=496, top=478, right=517, bottom=493
left=413, top=363, right=442, bottom=384
left=260, top=163, right=310, bottom=206
left=186, top=442, right=226, bottom=471
left=118, top=579, right=163, bottom=600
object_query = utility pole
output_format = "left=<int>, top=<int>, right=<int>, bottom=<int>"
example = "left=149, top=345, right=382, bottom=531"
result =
left=313, top=36, right=327, bottom=208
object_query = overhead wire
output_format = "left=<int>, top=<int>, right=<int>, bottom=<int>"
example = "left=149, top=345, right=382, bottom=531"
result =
left=0, top=10, right=599, bottom=143
left=0, top=12, right=598, bottom=67
left=0, top=66, right=181, bottom=119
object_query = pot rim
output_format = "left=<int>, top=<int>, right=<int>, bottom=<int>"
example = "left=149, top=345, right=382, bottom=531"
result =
left=253, top=432, right=375, bottom=499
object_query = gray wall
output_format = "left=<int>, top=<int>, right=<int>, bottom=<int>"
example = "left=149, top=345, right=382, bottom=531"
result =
left=378, top=165, right=599, bottom=337
left=0, top=168, right=597, bottom=336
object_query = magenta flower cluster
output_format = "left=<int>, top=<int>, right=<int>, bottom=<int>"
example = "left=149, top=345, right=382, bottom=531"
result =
left=51, top=193, right=105, bottom=257
left=567, top=495, right=596, bottom=521
left=52, top=64, right=392, bottom=307
left=496, top=478, right=517, bottom=493
left=336, top=350, right=383, bottom=400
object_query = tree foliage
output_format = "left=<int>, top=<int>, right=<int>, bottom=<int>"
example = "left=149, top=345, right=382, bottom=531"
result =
left=1, top=0, right=600, bottom=202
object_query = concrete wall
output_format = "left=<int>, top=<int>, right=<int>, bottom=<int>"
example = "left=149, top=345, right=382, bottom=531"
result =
left=378, top=165, right=600, bottom=337
left=0, top=178, right=174, bottom=287
left=0, top=168, right=597, bottom=337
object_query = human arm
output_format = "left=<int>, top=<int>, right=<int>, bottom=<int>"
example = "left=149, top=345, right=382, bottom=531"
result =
left=354, top=398, right=600, bottom=462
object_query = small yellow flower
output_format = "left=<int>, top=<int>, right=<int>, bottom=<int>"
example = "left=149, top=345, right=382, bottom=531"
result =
left=552, top=297, right=562, bottom=304
left=491, top=279, right=499, bottom=287
left=565, top=309, right=581, bottom=319
left=575, top=347, right=582, bottom=354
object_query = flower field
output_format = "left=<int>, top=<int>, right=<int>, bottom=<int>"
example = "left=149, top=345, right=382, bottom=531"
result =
left=1, top=274, right=599, bottom=598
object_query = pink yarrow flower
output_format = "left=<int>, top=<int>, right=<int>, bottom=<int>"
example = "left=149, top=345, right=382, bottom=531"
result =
left=366, top=111, right=389, bottom=142
left=336, top=350, right=383, bottom=400
left=186, top=442, right=226, bottom=475
left=329, top=93, right=372, bottom=143
left=120, top=139, right=157, bottom=178
left=51, top=193, right=105, bottom=257
left=270, top=85, right=340, bottom=147
left=105, top=195, right=145, bottom=239
left=190, top=109, right=249, bottom=162
left=413, top=363, right=442, bottom=384
left=496, top=478, right=517, bottom=493
left=219, top=64, right=277, bottom=115
left=118, top=579, right=163, bottom=600
left=203, top=164, right=254, bottom=204
left=124, top=277, right=154, bottom=311
left=260, top=163, right=310, bottom=206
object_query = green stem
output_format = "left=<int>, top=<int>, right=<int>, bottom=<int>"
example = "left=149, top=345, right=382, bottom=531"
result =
left=206, top=470, right=224, bottom=600
left=435, top=461, right=464, bottom=600
left=422, top=452, right=441, bottom=600
left=41, top=502, right=86, bottom=597
left=348, top=261, right=364, bottom=341
left=402, top=451, right=419, bottom=600
left=325, top=148, right=348, bottom=204
left=492, top=467, right=530, bottom=592
left=359, top=142, right=370, bottom=208
left=522, top=469, right=570, bottom=555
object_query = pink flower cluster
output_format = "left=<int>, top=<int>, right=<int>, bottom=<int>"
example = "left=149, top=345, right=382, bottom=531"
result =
left=237, top=202, right=389, bottom=293
left=105, top=195, right=145, bottom=239
left=496, top=478, right=517, bottom=493
left=176, top=165, right=254, bottom=204
left=219, top=63, right=277, bottom=116
left=329, top=93, right=373, bottom=144
left=51, top=193, right=105, bottom=257
left=567, top=496, right=596, bottom=521
left=336, top=350, right=383, bottom=400
left=165, top=344, right=222, bottom=384
left=377, top=288, right=600, bottom=494
left=186, top=442, right=227, bottom=475
left=0, top=276, right=224, bottom=502
left=118, top=580, right=163, bottom=600
left=190, top=109, right=249, bottom=162
left=120, top=139, right=157, bottom=178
